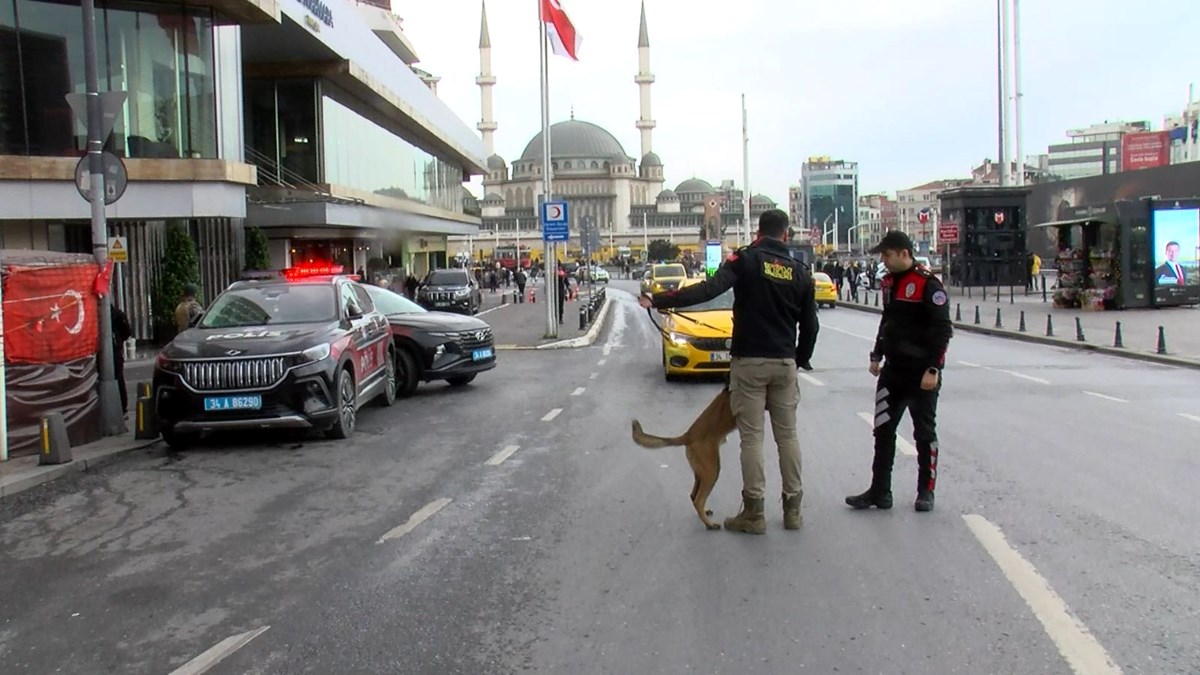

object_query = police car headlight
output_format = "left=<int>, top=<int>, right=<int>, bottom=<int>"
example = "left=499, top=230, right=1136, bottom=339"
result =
left=669, top=332, right=690, bottom=346
left=299, top=343, right=330, bottom=364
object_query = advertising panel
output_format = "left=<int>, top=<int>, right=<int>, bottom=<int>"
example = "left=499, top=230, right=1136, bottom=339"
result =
left=705, top=241, right=723, bottom=277
left=1121, top=131, right=1169, bottom=172
left=1152, top=206, right=1200, bottom=305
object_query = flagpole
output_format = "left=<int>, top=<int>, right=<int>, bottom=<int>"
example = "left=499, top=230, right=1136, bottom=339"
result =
left=539, top=0, right=557, bottom=337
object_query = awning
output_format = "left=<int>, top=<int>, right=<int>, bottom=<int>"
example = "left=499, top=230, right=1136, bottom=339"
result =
left=1032, top=215, right=1117, bottom=228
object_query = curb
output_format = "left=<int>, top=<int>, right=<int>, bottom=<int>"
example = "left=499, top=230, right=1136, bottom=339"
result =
left=537, top=296, right=613, bottom=350
left=834, top=301, right=1200, bottom=371
left=0, top=439, right=160, bottom=500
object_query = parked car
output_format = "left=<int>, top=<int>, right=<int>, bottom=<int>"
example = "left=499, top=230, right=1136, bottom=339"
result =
left=363, top=285, right=496, bottom=395
left=416, top=268, right=483, bottom=314
left=153, top=270, right=396, bottom=448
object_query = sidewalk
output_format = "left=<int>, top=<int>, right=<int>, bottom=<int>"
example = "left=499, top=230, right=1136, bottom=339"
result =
left=0, top=430, right=159, bottom=499
left=482, top=283, right=610, bottom=349
left=837, top=281, right=1200, bottom=368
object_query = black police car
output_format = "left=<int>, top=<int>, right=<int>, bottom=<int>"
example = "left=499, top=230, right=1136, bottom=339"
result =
left=153, top=270, right=396, bottom=448
left=416, top=268, right=483, bottom=314
left=362, top=285, right=495, bottom=396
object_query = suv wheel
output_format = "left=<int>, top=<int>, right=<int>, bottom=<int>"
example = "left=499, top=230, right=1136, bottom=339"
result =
left=326, top=367, right=357, bottom=439
left=377, top=349, right=398, bottom=407
left=446, top=373, right=476, bottom=387
left=395, top=348, right=420, bottom=397
left=161, top=427, right=196, bottom=451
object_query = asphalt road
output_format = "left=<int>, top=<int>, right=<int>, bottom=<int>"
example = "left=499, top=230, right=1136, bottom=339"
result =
left=2, top=278, right=1198, bottom=674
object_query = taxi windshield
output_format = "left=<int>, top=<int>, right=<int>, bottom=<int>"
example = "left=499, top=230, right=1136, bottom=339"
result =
left=676, top=288, right=733, bottom=313
left=653, top=264, right=687, bottom=278
left=199, top=285, right=338, bottom=328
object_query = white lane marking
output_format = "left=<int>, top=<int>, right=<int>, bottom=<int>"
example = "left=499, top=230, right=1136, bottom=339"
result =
left=169, top=626, right=270, bottom=675
left=377, top=498, right=453, bottom=544
left=824, top=325, right=874, bottom=341
left=1178, top=413, right=1200, bottom=424
left=855, top=412, right=917, bottom=457
left=987, top=367, right=1051, bottom=385
left=957, top=360, right=981, bottom=368
left=1083, top=391, right=1129, bottom=404
left=485, top=444, right=520, bottom=466
left=603, top=344, right=612, bottom=356
left=542, top=408, right=563, bottom=422
left=798, top=373, right=824, bottom=387
left=597, top=358, right=607, bottom=366
left=589, top=372, right=598, bottom=380
left=571, top=387, right=586, bottom=396
left=476, top=304, right=507, bottom=317
left=963, top=514, right=1124, bottom=675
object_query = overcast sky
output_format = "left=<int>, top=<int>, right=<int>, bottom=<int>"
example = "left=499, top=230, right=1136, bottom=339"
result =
left=399, top=0, right=1198, bottom=203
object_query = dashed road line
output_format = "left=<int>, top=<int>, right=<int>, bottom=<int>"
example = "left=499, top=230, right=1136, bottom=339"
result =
left=589, top=372, right=598, bottom=380
left=987, top=367, right=1051, bottom=385
left=1178, top=413, right=1200, bottom=424
left=957, top=360, right=981, bottom=368
left=1083, top=391, right=1128, bottom=403
left=485, top=445, right=520, bottom=466
left=963, top=514, right=1123, bottom=675
left=542, top=408, right=563, bottom=422
left=597, top=359, right=607, bottom=366
left=825, top=325, right=874, bottom=341
left=798, top=373, right=824, bottom=387
left=856, top=412, right=917, bottom=457
left=571, top=387, right=586, bottom=396
left=603, top=344, right=612, bottom=356
left=377, top=498, right=453, bottom=544
left=169, top=626, right=270, bottom=675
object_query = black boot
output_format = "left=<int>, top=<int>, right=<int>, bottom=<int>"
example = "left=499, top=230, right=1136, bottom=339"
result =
left=845, top=488, right=893, bottom=510
left=915, top=490, right=935, bottom=512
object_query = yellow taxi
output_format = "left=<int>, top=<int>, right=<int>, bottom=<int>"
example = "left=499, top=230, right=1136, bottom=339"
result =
left=813, top=271, right=838, bottom=308
left=659, top=280, right=734, bottom=381
left=640, top=263, right=690, bottom=296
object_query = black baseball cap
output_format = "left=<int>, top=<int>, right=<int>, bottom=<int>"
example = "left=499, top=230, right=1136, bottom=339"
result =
left=869, top=230, right=915, bottom=254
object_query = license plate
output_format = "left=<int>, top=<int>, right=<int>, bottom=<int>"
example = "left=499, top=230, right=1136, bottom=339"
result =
left=204, top=395, right=262, bottom=411
left=472, top=347, right=494, bottom=361
left=709, top=351, right=731, bottom=362
left=435, top=301, right=450, bottom=306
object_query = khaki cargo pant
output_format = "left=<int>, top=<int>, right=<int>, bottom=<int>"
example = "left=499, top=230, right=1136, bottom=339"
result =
left=728, top=357, right=802, bottom=500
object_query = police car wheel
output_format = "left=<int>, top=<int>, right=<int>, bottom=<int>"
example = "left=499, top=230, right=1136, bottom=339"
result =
left=326, top=368, right=357, bottom=440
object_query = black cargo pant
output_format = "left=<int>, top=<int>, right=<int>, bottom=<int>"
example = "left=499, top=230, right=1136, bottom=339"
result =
left=870, top=364, right=940, bottom=494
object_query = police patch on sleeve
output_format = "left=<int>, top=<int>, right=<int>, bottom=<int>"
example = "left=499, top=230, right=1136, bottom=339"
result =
left=931, top=290, right=948, bottom=306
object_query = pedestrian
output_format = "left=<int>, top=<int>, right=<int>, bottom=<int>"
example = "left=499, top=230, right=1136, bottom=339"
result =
left=640, top=209, right=820, bottom=533
left=111, top=303, right=133, bottom=414
left=557, top=268, right=570, bottom=324
left=847, top=230, right=953, bottom=513
left=515, top=267, right=527, bottom=303
left=405, top=274, right=419, bottom=299
left=174, top=283, right=203, bottom=335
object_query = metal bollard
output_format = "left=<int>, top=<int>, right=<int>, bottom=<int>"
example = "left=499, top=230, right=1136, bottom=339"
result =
left=501, top=293, right=508, bottom=305
left=1075, top=317, right=1085, bottom=342
left=1042, top=281, right=1048, bottom=303
left=955, top=303, right=962, bottom=322
left=137, top=381, right=152, bottom=400
left=1156, top=326, right=1167, bottom=354
left=1018, top=310, right=1026, bottom=332
left=874, top=292, right=880, bottom=308
left=1111, top=321, right=1123, bottom=348
left=135, top=395, right=159, bottom=440
left=974, top=305, right=981, bottom=325
left=579, top=306, right=588, bottom=330
left=39, top=412, right=72, bottom=465
left=995, top=307, right=1003, bottom=329
left=1010, top=286, right=1015, bottom=304
left=1046, top=314, right=1054, bottom=337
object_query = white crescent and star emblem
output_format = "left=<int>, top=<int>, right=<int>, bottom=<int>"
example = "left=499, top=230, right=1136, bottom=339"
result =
left=904, top=282, right=917, bottom=298
left=49, top=291, right=86, bottom=335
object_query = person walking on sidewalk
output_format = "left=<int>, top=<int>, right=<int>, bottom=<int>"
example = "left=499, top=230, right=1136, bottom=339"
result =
left=515, top=267, right=527, bottom=303
left=847, top=230, right=953, bottom=513
left=640, top=209, right=820, bottom=533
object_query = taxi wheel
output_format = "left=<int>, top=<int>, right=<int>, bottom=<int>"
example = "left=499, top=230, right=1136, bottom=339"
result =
left=326, top=368, right=357, bottom=440
left=377, top=350, right=398, bottom=407
left=395, top=348, right=420, bottom=398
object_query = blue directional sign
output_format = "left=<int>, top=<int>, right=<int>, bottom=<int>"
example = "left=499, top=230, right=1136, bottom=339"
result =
left=541, top=200, right=569, bottom=242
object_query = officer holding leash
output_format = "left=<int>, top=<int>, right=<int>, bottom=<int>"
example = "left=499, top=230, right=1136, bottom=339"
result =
left=846, top=230, right=953, bottom=513
left=639, top=209, right=819, bottom=533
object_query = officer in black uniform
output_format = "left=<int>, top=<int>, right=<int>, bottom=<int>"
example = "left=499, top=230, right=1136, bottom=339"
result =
left=847, top=230, right=953, bottom=512
left=640, top=209, right=819, bottom=533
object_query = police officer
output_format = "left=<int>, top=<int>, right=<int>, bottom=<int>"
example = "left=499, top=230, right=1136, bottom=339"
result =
left=639, top=209, right=820, bottom=533
left=847, top=230, right=953, bottom=513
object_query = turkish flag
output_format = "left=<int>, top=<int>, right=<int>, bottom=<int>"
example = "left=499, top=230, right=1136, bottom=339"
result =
left=3, top=263, right=100, bottom=364
left=542, top=0, right=582, bottom=60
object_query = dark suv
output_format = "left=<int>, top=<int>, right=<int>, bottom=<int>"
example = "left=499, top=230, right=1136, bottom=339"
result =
left=153, top=274, right=396, bottom=448
left=416, top=269, right=483, bottom=315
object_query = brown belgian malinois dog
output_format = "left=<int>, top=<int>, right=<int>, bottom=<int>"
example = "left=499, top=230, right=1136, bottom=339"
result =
left=631, top=387, right=738, bottom=530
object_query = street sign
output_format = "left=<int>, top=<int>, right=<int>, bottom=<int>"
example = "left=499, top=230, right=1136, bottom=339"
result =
left=74, top=151, right=128, bottom=205
left=918, top=208, right=931, bottom=225
left=541, top=200, right=569, bottom=242
left=937, top=223, right=960, bottom=244
left=107, top=236, right=128, bottom=263
left=65, top=91, right=128, bottom=142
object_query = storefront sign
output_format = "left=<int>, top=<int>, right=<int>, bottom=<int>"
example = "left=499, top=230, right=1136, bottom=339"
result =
left=937, top=223, right=960, bottom=244
left=300, top=0, right=333, bottom=28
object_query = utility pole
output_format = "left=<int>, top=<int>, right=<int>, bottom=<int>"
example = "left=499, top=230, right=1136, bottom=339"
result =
left=741, top=93, right=751, bottom=247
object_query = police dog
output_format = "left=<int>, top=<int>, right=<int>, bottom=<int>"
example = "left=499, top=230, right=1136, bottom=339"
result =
left=631, top=387, right=737, bottom=530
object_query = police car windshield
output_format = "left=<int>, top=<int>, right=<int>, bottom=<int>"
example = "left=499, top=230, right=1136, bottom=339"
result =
left=677, top=288, right=733, bottom=313
left=199, top=285, right=338, bottom=328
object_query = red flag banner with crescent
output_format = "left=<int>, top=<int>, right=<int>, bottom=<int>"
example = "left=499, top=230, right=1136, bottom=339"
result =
left=3, top=263, right=100, bottom=363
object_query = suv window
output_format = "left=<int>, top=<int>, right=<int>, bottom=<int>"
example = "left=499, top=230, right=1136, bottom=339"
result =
left=351, top=283, right=375, bottom=313
left=426, top=270, right=468, bottom=286
left=341, top=283, right=363, bottom=319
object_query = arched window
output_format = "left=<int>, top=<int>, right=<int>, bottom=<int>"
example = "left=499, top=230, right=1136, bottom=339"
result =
left=524, top=187, right=533, bottom=207
left=603, top=161, right=610, bottom=171
left=591, top=161, right=599, bottom=170
left=564, top=161, right=572, bottom=170
left=505, top=189, right=513, bottom=205
left=552, top=162, right=558, bottom=171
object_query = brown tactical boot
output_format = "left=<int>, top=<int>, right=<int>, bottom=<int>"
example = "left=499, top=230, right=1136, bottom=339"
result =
left=724, top=492, right=766, bottom=534
left=782, top=491, right=803, bottom=530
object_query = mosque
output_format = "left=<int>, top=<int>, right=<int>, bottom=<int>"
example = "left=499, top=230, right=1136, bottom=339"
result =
left=457, top=1, right=778, bottom=262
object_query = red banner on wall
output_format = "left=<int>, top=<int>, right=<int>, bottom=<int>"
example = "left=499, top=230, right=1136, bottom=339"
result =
left=3, top=263, right=100, bottom=364
left=1121, top=131, right=1169, bottom=172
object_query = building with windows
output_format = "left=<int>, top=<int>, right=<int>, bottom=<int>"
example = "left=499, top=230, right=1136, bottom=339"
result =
left=798, top=157, right=857, bottom=250
left=1045, top=121, right=1149, bottom=180
left=897, top=179, right=970, bottom=249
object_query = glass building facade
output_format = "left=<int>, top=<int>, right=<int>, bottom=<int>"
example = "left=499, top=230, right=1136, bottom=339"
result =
left=0, top=0, right=217, bottom=158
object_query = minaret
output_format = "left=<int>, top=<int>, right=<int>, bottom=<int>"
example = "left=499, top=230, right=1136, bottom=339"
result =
left=634, top=1, right=655, bottom=158
left=476, top=0, right=498, bottom=157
